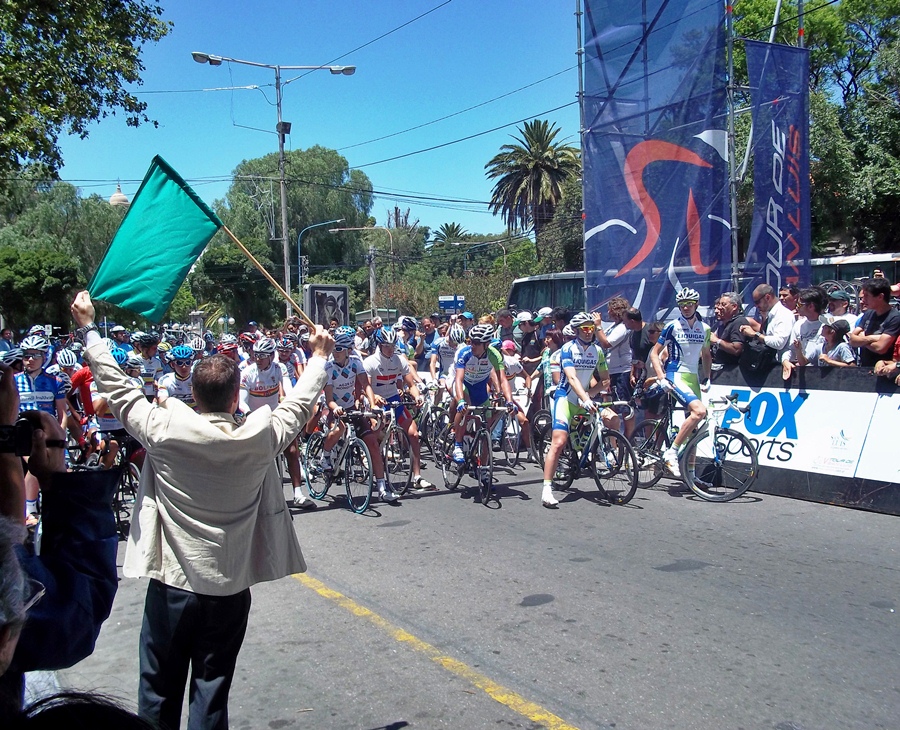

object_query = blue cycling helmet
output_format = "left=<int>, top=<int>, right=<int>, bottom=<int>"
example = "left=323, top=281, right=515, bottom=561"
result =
left=167, top=344, right=194, bottom=362
left=334, top=329, right=355, bottom=349
left=335, top=325, right=356, bottom=339
left=112, top=348, right=128, bottom=366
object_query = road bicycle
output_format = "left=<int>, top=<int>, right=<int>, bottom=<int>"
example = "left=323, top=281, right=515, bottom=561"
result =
left=303, top=410, right=377, bottom=513
left=539, top=399, right=638, bottom=505
left=494, top=387, right=530, bottom=469
left=435, top=402, right=499, bottom=505
left=676, top=394, right=758, bottom=501
left=379, top=400, right=413, bottom=496
left=630, top=389, right=758, bottom=501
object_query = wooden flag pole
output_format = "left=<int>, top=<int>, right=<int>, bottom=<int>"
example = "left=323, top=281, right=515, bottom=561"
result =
left=223, top=226, right=317, bottom=330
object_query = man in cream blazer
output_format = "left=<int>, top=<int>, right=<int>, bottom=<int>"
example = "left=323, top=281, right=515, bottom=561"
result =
left=71, top=291, right=331, bottom=730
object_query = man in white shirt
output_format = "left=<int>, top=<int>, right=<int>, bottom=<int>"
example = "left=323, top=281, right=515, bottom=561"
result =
left=740, top=284, right=793, bottom=361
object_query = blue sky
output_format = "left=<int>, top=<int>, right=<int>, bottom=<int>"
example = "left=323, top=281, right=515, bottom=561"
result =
left=58, top=0, right=582, bottom=237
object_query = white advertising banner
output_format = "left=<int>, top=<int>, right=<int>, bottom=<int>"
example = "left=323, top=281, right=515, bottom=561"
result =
left=706, top=383, right=891, bottom=481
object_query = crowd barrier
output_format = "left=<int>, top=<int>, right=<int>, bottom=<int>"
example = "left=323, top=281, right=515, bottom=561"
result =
left=708, top=363, right=899, bottom=515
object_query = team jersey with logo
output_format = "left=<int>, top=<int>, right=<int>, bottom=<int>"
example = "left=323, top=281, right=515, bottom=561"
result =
left=240, top=362, right=290, bottom=411
left=556, top=339, right=607, bottom=405
left=139, top=355, right=164, bottom=397
left=430, top=336, right=459, bottom=377
left=659, top=315, right=711, bottom=376
left=16, top=371, right=65, bottom=414
left=455, top=345, right=503, bottom=386
left=325, top=354, right=366, bottom=408
left=363, top=350, right=411, bottom=400
left=158, top=371, right=197, bottom=411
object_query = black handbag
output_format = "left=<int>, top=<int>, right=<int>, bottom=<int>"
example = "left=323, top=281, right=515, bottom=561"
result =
left=740, top=336, right=778, bottom=373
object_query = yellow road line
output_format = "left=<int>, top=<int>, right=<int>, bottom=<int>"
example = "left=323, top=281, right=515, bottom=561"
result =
left=293, top=573, right=580, bottom=730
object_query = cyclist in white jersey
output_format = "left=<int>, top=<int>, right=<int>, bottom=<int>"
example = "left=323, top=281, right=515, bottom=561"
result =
left=240, top=337, right=315, bottom=509
left=649, top=287, right=712, bottom=478
left=541, top=315, right=619, bottom=507
left=90, top=348, right=141, bottom=469
left=429, top=323, right=466, bottom=406
left=322, top=327, right=393, bottom=500
left=135, top=332, right=163, bottom=400
left=362, top=327, right=434, bottom=496
left=157, top=345, right=197, bottom=411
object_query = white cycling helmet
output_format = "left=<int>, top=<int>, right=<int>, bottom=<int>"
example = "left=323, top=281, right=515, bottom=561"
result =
left=20, top=335, right=50, bottom=353
left=568, top=312, right=594, bottom=329
left=676, top=287, right=701, bottom=303
left=447, top=324, right=467, bottom=345
left=468, top=324, right=494, bottom=344
left=562, top=324, right=576, bottom=338
left=375, top=327, right=398, bottom=346
left=57, top=349, right=78, bottom=368
left=253, top=337, right=277, bottom=355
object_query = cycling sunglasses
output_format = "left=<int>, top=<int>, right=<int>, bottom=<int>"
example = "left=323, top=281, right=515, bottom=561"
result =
left=173, top=359, right=192, bottom=367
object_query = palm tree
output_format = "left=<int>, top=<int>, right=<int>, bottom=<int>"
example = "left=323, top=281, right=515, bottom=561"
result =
left=432, top=222, right=468, bottom=244
left=484, top=119, right=580, bottom=255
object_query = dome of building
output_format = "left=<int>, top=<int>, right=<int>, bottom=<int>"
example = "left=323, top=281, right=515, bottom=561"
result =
left=109, top=183, right=130, bottom=208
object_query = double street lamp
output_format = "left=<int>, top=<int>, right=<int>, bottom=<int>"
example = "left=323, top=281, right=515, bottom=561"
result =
left=192, top=52, right=356, bottom=317
left=297, top=218, right=344, bottom=294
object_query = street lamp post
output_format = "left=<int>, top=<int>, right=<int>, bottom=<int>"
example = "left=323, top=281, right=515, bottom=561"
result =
left=191, top=52, right=355, bottom=318
left=329, top=227, right=393, bottom=311
left=450, top=240, right=508, bottom=276
left=297, top=218, right=344, bottom=295
left=217, top=315, right=235, bottom=334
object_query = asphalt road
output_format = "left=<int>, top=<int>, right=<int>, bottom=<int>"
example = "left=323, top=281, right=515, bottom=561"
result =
left=57, top=456, right=899, bottom=730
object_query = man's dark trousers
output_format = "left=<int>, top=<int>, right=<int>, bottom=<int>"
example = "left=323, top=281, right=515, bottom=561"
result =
left=138, top=578, right=252, bottom=730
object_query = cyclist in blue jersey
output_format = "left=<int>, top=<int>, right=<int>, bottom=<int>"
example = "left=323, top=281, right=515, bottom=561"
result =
left=649, top=287, right=712, bottom=478
left=541, top=313, right=618, bottom=507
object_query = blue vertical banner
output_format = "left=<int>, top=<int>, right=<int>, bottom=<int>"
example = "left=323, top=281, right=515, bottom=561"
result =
left=582, top=0, right=730, bottom=318
left=745, top=40, right=811, bottom=293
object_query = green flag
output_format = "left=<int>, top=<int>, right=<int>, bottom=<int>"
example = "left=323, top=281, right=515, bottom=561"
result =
left=89, top=155, right=223, bottom=323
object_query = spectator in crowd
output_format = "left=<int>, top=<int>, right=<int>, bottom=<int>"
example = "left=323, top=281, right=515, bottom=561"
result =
left=515, top=311, right=542, bottom=375
left=710, top=292, right=748, bottom=366
left=782, top=288, right=828, bottom=378
left=848, top=279, right=900, bottom=368
left=110, top=325, right=132, bottom=353
left=811, top=320, right=857, bottom=367
left=458, top=311, right=474, bottom=332
left=623, top=307, right=649, bottom=386
left=550, top=307, right=572, bottom=333
left=0, top=330, right=15, bottom=354
left=594, top=297, right=634, bottom=433
left=779, top=284, right=800, bottom=317
left=826, top=290, right=858, bottom=328
left=70, top=290, right=332, bottom=730
left=740, top=284, right=794, bottom=361
left=0, top=368, right=118, bottom=718
left=415, top=315, right=439, bottom=373
left=533, top=307, right=554, bottom=339
left=494, top=308, right=517, bottom=349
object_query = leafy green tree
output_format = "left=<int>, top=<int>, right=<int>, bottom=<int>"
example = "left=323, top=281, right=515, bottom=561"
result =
left=0, top=246, right=80, bottom=327
left=537, top=176, right=583, bottom=272
left=484, top=119, right=580, bottom=252
left=0, top=1, right=170, bottom=175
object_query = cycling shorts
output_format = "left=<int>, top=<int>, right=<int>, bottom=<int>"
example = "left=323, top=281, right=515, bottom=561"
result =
left=551, top=395, right=588, bottom=433
left=667, top=372, right=701, bottom=407
left=461, top=381, right=490, bottom=408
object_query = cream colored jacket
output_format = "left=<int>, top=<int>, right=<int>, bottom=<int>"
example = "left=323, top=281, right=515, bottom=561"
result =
left=85, top=339, right=326, bottom=596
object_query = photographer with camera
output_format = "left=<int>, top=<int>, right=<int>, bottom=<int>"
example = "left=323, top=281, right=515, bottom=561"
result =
left=0, top=360, right=119, bottom=719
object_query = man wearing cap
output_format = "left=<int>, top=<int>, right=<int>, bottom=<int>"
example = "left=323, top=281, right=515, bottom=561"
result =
left=534, top=307, right=554, bottom=339
left=515, top=312, right=542, bottom=376
left=110, top=326, right=133, bottom=353
left=458, top=311, right=474, bottom=333
left=826, top=290, right=858, bottom=329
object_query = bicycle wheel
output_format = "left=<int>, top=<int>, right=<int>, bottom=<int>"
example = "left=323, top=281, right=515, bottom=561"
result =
left=541, top=431, right=576, bottom=490
left=472, top=430, right=493, bottom=505
left=436, top=425, right=463, bottom=490
left=531, top=409, right=552, bottom=466
left=499, top=413, right=522, bottom=469
left=680, top=426, right=758, bottom=502
left=114, top=464, right=139, bottom=539
left=591, top=428, right=638, bottom=505
left=304, top=431, right=329, bottom=499
left=344, top=439, right=373, bottom=514
left=630, top=419, right=671, bottom=488
left=429, top=406, right=451, bottom=456
left=382, top=426, right=412, bottom=496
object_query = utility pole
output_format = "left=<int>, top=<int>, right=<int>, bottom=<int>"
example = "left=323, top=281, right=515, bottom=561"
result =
left=368, top=244, right=377, bottom=313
